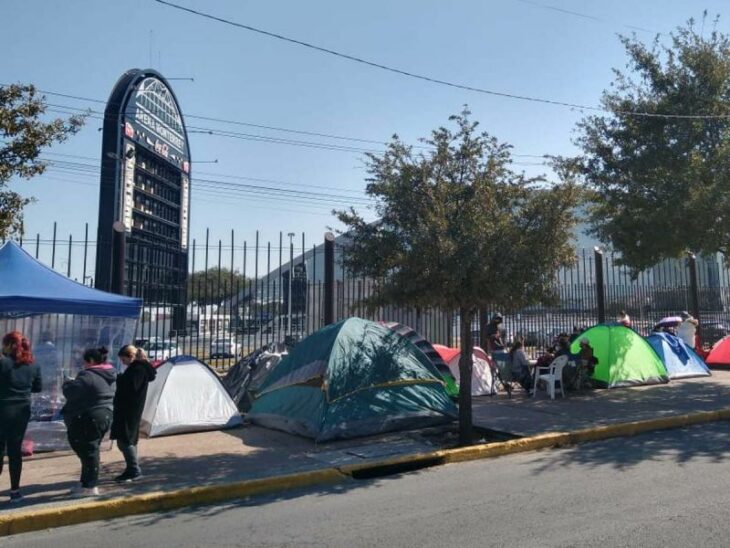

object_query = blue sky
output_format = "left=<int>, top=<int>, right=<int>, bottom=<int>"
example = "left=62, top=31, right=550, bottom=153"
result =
left=3, top=0, right=728, bottom=275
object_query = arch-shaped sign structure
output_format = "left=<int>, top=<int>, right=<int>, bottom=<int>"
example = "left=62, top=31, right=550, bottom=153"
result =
left=95, top=69, right=191, bottom=327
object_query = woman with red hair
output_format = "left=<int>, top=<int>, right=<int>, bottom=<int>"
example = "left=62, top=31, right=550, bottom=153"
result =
left=0, top=331, right=41, bottom=502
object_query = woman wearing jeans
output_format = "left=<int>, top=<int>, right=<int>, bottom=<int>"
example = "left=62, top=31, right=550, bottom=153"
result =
left=62, top=347, right=116, bottom=496
left=111, top=345, right=156, bottom=482
left=0, top=331, right=41, bottom=502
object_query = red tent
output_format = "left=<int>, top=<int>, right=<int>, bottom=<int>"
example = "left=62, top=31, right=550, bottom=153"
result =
left=433, top=344, right=461, bottom=364
left=705, top=336, right=730, bottom=368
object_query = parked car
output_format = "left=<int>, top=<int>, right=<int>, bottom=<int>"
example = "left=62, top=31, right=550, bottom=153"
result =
left=702, top=322, right=728, bottom=347
left=515, top=327, right=569, bottom=348
left=147, top=340, right=179, bottom=362
left=135, top=337, right=161, bottom=350
left=209, top=338, right=242, bottom=359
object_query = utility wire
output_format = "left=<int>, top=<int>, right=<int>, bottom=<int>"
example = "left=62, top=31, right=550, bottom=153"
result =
left=37, top=169, right=366, bottom=213
left=39, top=154, right=370, bottom=196
left=39, top=159, right=374, bottom=206
left=42, top=104, right=551, bottom=163
left=14, top=89, right=555, bottom=157
left=37, top=90, right=417, bottom=147
left=44, top=105, right=384, bottom=154
left=43, top=105, right=550, bottom=165
left=36, top=173, right=344, bottom=217
left=511, top=0, right=658, bottom=34
left=152, top=0, right=726, bottom=120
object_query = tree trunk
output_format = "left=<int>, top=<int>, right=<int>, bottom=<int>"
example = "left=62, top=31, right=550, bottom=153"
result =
left=458, top=306, right=475, bottom=446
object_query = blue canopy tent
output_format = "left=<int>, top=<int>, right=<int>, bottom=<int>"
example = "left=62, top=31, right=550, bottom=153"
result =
left=646, top=332, right=711, bottom=380
left=0, top=241, right=141, bottom=317
left=0, top=241, right=141, bottom=450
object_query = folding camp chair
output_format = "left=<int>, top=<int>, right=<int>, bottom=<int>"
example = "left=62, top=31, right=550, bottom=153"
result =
left=491, top=353, right=519, bottom=398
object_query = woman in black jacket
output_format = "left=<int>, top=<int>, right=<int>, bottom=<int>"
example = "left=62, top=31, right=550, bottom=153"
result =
left=0, top=331, right=41, bottom=503
left=62, top=347, right=116, bottom=496
left=111, top=345, right=156, bottom=482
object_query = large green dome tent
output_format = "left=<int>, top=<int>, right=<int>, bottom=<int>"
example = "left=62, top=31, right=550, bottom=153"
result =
left=248, top=318, right=457, bottom=441
left=570, top=324, right=668, bottom=388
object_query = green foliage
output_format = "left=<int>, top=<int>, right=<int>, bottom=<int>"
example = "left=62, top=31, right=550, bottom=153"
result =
left=335, top=109, right=581, bottom=444
left=336, top=108, right=581, bottom=315
left=565, top=16, right=730, bottom=272
left=0, top=84, right=85, bottom=238
left=188, top=267, right=249, bottom=305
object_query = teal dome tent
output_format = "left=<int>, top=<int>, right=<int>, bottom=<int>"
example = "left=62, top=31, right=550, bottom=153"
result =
left=248, top=318, right=457, bottom=441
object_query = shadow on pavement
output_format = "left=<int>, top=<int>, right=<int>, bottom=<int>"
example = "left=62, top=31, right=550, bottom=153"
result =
left=472, top=372, right=730, bottom=435
left=529, top=421, right=730, bottom=472
left=101, top=465, right=435, bottom=531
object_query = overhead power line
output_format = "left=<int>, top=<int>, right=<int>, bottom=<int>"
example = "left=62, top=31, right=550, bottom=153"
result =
left=39, top=153, right=370, bottom=196
left=37, top=173, right=341, bottom=217
left=43, top=102, right=551, bottom=162
left=38, top=159, right=374, bottom=206
left=511, top=0, right=658, bottom=34
left=35, top=89, right=407, bottom=147
left=152, top=0, right=727, bottom=120
left=7, top=86, right=556, bottom=157
left=44, top=105, right=384, bottom=155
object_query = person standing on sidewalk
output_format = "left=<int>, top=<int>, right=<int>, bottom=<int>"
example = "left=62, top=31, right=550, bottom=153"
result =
left=617, top=310, right=632, bottom=328
left=0, top=331, right=41, bottom=503
left=61, top=347, right=116, bottom=497
left=677, top=311, right=699, bottom=349
left=111, top=345, right=156, bottom=482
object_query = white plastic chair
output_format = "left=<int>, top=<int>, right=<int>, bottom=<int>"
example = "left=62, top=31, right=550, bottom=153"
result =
left=536, top=355, right=568, bottom=400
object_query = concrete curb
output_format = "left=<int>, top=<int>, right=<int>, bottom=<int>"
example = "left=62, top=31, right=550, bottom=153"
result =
left=0, top=468, right=347, bottom=537
left=3, top=407, right=729, bottom=537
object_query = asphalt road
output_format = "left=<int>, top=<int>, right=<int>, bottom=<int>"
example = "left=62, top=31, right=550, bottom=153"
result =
left=5, top=422, right=730, bottom=547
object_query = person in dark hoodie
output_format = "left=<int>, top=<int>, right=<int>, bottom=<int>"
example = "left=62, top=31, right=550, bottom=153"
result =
left=0, top=331, right=41, bottom=503
left=62, top=347, right=116, bottom=497
left=111, top=345, right=156, bottom=482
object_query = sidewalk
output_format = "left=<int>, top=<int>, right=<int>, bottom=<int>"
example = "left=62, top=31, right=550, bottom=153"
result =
left=2, top=370, right=729, bottom=516
left=472, top=369, right=730, bottom=435
left=0, top=420, right=446, bottom=514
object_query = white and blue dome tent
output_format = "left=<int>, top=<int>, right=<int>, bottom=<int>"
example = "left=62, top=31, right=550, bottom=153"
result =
left=142, top=355, right=243, bottom=437
left=0, top=241, right=141, bottom=450
left=646, top=332, right=711, bottom=380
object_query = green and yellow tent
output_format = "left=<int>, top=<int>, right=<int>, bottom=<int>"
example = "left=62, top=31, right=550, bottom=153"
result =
left=570, top=324, right=668, bottom=388
left=248, top=318, right=457, bottom=441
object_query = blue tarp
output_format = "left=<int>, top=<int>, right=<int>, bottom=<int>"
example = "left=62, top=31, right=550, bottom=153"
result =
left=0, top=241, right=142, bottom=318
left=646, top=332, right=711, bottom=380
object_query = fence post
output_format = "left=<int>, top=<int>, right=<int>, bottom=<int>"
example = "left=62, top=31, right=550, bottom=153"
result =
left=324, top=232, right=335, bottom=326
left=687, top=252, right=701, bottom=343
left=111, top=221, right=126, bottom=295
left=446, top=311, right=454, bottom=348
left=594, top=247, right=606, bottom=324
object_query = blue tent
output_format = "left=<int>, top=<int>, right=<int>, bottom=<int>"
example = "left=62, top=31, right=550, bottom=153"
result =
left=0, top=241, right=141, bottom=318
left=646, top=332, right=711, bottom=380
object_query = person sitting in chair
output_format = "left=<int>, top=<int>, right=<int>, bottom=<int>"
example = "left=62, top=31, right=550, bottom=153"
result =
left=576, top=338, right=597, bottom=390
left=508, top=338, right=533, bottom=395
left=534, top=346, right=555, bottom=370
left=554, top=336, right=579, bottom=389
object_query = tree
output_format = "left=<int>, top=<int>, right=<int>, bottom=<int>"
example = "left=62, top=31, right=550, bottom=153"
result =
left=0, top=84, right=85, bottom=238
left=564, top=16, right=730, bottom=273
left=336, top=109, right=581, bottom=444
left=187, top=267, right=249, bottom=305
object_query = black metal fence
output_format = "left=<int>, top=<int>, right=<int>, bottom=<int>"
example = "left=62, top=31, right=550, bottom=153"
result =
left=11, top=224, right=730, bottom=369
